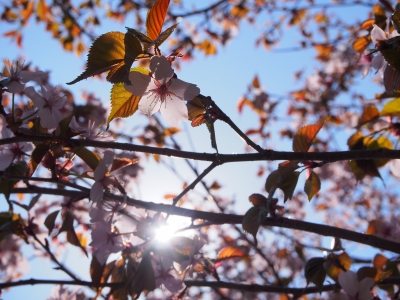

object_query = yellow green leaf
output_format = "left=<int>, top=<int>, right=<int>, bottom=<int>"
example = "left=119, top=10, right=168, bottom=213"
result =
left=367, top=136, right=393, bottom=167
left=304, top=171, right=320, bottom=201
left=107, top=80, right=144, bottom=126
left=73, top=147, right=100, bottom=171
left=326, top=252, right=351, bottom=282
left=381, top=98, right=400, bottom=117
left=292, top=119, right=325, bottom=152
left=146, top=0, right=170, bottom=40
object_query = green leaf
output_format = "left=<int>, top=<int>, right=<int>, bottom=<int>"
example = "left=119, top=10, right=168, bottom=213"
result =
left=304, top=171, right=321, bottom=201
left=44, top=210, right=60, bottom=235
left=0, top=162, right=27, bottom=200
left=67, top=32, right=142, bottom=85
left=381, top=46, right=400, bottom=75
left=146, top=0, right=171, bottom=40
left=304, top=257, right=326, bottom=288
left=129, top=255, right=156, bottom=298
left=380, top=98, right=400, bottom=117
left=265, top=170, right=279, bottom=193
left=73, top=147, right=100, bottom=170
left=278, top=171, right=301, bottom=202
left=242, top=206, right=266, bottom=247
left=107, top=67, right=149, bottom=126
left=28, top=143, right=50, bottom=177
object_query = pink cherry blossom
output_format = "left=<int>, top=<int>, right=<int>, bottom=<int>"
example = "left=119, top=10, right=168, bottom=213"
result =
left=69, top=117, right=114, bottom=142
left=24, top=85, right=66, bottom=129
left=90, top=221, right=125, bottom=265
left=90, top=150, right=115, bottom=206
left=0, top=59, right=45, bottom=93
left=124, top=55, right=200, bottom=126
left=329, top=271, right=374, bottom=300
left=47, top=284, right=85, bottom=300
left=0, top=120, right=33, bottom=171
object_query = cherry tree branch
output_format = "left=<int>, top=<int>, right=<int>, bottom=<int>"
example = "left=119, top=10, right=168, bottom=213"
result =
left=12, top=187, right=400, bottom=253
left=169, top=0, right=229, bottom=18
left=0, top=278, right=122, bottom=289
left=2, top=136, right=400, bottom=163
left=184, top=277, right=400, bottom=296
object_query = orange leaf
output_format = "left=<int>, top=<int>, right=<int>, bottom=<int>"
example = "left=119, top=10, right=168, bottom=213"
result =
left=373, top=254, right=388, bottom=270
left=248, top=193, right=267, bottom=206
left=146, top=0, right=171, bottom=41
left=352, top=35, right=370, bottom=53
left=361, top=19, right=375, bottom=30
left=252, top=75, right=260, bottom=88
left=358, top=105, right=380, bottom=126
left=304, top=171, right=320, bottom=201
left=292, top=119, right=325, bottom=152
left=217, top=246, right=248, bottom=262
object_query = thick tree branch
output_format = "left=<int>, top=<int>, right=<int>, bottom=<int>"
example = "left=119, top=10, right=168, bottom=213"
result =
left=11, top=187, right=400, bottom=253
left=0, top=278, right=122, bottom=289
left=2, top=136, right=400, bottom=163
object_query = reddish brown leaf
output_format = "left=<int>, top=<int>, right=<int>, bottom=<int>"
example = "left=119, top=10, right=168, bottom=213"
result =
left=358, top=105, right=380, bottom=126
left=146, top=0, right=170, bottom=41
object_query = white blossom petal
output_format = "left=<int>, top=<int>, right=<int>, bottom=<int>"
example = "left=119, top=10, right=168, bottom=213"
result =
left=138, top=93, right=161, bottom=116
left=0, top=151, right=14, bottom=171
left=37, top=108, right=58, bottom=129
left=7, top=81, right=25, bottom=94
left=90, top=182, right=104, bottom=205
left=371, top=25, right=386, bottom=45
left=371, top=54, right=385, bottom=71
left=125, top=71, right=151, bottom=96
left=338, top=271, right=358, bottom=297
left=169, top=78, right=200, bottom=100
left=357, top=277, right=375, bottom=300
left=160, top=97, right=188, bottom=126
left=24, top=86, right=46, bottom=108
left=150, top=56, right=174, bottom=84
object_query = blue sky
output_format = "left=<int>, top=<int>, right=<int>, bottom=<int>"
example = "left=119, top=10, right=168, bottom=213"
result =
left=0, top=1, right=392, bottom=299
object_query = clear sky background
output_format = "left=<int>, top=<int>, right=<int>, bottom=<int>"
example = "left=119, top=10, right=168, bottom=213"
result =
left=0, top=1, right=390, bottom=299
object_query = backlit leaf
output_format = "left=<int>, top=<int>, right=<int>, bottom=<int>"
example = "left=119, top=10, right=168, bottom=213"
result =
left=326, top=252, right=351, bottom=282
left=381, top=46, right=400, bottom=75
left=248, top=193, right=267, bottom=206
left=129, top=255, right=156, bottom=297
left=252, top=75, right=260, bottom=88
left=107, top=84, right=141, bottom=126
left=293, top=119, right=325, bottom=152
left=73, top=147, right=100, bottom=171
left=278, top=171, right=301, bottom=202
left=242, top=206, right=266, bottom=247
left=146, top=0, right=170, bottom=40
left=358, top=105, right=380, bottom=126
left=217, top=246, right=248, bottom=262
left=373, top=254, right=388, bottom=270
left=361, top=19, right=375, bottom=30
left=67, top=32, right=142, bottom=85
left=380, top=98, right=400, bottom=117
left=304, top=171, right=320, bottom=201
left=352, top=35, right=370, bottom=53
left=265, top=170, right=279, bottom=193
left=367, top=136, right=393, bottom=167
left=28, top=143, right=50, bottom=177
left=187, top=95, right=213, bottom=120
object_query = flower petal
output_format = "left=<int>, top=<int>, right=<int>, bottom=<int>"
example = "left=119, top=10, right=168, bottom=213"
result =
left=338, top=271, right=358, bottom=297
left=90, top=182, right=104, bottom=205
left=37, top=108, right=58, bottom=129
left=160, top=96, right=188, bottom=126
left=371, top=25, right=386, bottom=45
left=357, top=277, right=374, bottom=300
left=125, top=71, right=152, bottom=96
left=371, top=54, right=385, bottom=72
left=169, top=78, right=200, bottom=100
left=7, top=81, right=25, bottom=94
left=150, top=56, right=174, bottom=85
left=24, top=86, right=45, bottom=108
left=138, top=93, right=161, bottom=116
left=0, top=151, right=14, bottom=171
